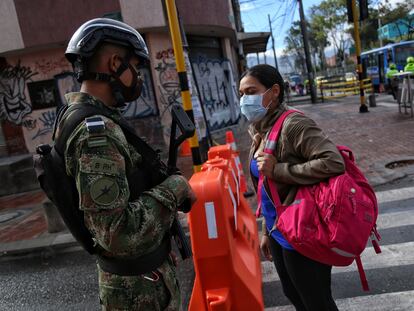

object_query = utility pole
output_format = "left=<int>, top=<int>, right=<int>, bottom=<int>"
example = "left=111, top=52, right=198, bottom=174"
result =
left=165, top=0, right=203, bottom=170
left=256, top=52, right=260, bottom=65
left=264, top=52, right=267, bottom=64
left=298, top=0, right=317, bottom=103
left=268, top=14, right=279, bottom=70
left=378, top=17, right=383, bottom=47
left=351, top=0, right=369, bottom=112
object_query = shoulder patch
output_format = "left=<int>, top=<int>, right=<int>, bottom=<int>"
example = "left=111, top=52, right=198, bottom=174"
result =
left=87, top=136, right=108, bottom=148
left=90, top=177, right=120, bottom=206
left=90, top=158, right=118, bottom=175
left=85, top=116, right=105, bottom=134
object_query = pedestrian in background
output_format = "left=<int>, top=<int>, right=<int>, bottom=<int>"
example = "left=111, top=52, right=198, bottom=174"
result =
left=404, top=56, right=414, bottom=73
left=239, top=64, right=345, bottom=311
left=60, top=18, right=195, bottom=310
left=386, top=63, right=399, bottom=100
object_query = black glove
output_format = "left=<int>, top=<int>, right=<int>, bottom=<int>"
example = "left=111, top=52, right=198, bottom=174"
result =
left=178, top=197, right=192, bottom=213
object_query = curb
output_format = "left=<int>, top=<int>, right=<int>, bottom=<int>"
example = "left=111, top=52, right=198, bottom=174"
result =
left=0, top=232, right=77, bottom=257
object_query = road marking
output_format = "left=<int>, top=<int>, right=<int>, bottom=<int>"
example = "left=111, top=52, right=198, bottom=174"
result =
left=377, top=210, right=414, bottom=230
left=377, top=101, right=398, bottom=108
left=376, top=186, right=414, bottom=204
left=264, top=290, right=414, bottom=311
left=262, top=241, right=414, bottom=284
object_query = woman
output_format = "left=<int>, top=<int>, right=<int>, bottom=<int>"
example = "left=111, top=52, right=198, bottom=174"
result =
left=239, top=64, right=345, bottom=311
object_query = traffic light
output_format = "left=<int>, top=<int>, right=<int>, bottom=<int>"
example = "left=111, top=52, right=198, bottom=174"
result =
left=346, top=0, right=353, bottom=23
left=346, top=0, right=369, bottom=23
left=359, top=0, right=369, bottom=21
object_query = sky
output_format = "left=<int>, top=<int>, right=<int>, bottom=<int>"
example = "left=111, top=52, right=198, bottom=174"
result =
left=239, top=0, right=407, bottom=68
left=240, top=0, right=322, bottom=61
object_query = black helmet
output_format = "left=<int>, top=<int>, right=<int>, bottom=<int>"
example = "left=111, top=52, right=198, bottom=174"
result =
left=65, top=18, right=149, bottom=105
left=65, top=18, right=149, bottom=65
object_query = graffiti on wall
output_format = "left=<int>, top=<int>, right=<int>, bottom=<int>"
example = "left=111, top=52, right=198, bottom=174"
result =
left=22, top=109, right=57, bottom=140
left=184, top=52, right=207, bottom=139
left=0, top=62, right=38, bottom=125
left=191, top=56, right=240, bottom=131
left=33, top=57, right=71, bottom=76
left=154, top=48, right=208, bottom=139
left=154, top=48, right=181, bottom=116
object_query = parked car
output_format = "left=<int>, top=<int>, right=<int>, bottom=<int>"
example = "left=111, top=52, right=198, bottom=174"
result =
left=315, top=76, right=326, bottom=86
left=345, top=72, right=357, bottom=81
left=289, top=74, right=302, bottom=88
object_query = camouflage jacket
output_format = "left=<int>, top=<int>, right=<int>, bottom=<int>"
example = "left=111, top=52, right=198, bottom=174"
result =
left=62, top=92, right=190, bottom=258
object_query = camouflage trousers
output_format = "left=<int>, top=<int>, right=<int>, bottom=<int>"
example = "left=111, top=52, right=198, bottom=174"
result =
left=98, top=258, right=181, bottom=311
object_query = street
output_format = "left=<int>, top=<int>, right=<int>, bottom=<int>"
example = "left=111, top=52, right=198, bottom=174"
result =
left=1, top=176, right=414, bottom=311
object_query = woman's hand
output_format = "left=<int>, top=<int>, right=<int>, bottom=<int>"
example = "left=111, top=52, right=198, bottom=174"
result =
left=260, top=235, right=273, bottom=261
left=256, top=151, right=276, bottom=178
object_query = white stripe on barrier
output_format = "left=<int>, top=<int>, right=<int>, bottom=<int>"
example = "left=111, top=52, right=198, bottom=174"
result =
left=227, top=183, right=237, bottom=230
left=230, top=167, right=240, bottom=206
left=204, top=202, right=218, bottom=239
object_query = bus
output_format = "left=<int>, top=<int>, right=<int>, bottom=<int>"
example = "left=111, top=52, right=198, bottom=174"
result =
left=361, top=40, right=414, bottom=90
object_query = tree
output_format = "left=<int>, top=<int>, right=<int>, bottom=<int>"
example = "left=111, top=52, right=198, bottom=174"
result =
left=308, top=0, right=352, bottom=70
left=378, top=1, right=414, bottom=41
left=284, top=21, right=307, bottom=74
left=346, top=5, right=379, bottom=51
left=308, top=6, right=331, bottom=71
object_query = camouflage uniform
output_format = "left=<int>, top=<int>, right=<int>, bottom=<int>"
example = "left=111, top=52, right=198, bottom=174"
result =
left=63, top=92, right=189, bottom=310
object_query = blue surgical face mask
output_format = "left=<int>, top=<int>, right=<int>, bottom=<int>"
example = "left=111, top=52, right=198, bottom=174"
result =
left=240, top=89, right=271, bottom=123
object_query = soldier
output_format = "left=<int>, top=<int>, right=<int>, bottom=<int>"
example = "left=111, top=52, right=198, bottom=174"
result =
left=404, top=56, right=414, bottom=73
left=386, top=63, right=399, bottom=100
left=61, top=18, right=195, bottom=310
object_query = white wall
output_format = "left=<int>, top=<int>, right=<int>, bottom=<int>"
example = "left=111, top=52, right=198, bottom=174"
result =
left=0, top=0, right=24, bottom=54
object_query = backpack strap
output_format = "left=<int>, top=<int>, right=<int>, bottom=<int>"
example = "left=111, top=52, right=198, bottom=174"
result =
left=256, top=109, right=301, bottom=217
left=355, top=256, right=370, bottom=291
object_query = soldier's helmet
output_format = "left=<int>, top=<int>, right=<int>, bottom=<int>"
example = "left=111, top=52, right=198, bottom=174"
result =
left=389, top=63, right=396, bottom=70
left=65, top=18, right=149, bottom=80
left=407, top=56, right=414, bottom=64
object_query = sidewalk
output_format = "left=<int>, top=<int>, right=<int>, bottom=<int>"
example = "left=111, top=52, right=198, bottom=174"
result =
left=1, top=93, right=413, bottom=257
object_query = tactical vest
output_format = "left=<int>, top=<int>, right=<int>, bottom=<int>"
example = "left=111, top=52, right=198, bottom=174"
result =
left=34, top=103, right=171, bottom=276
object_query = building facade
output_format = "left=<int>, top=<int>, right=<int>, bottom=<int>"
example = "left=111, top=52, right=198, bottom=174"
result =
left=0, top=0, right=256, bottom=157
left=378, top=14, right=414, bottom=41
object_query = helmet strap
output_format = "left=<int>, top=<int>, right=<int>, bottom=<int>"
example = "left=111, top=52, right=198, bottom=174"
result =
left=81, top=51, right=141, bottom=107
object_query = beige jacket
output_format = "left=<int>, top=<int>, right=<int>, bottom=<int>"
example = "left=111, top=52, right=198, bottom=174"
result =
left=248, top=104, right=345, bottom=233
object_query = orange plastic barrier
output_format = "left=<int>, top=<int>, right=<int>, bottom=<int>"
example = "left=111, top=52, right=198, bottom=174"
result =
left=180, top=139, right=192, bottom=157
left=225, top=130, right=248, bottom=193
left=188, top=144, right=263, bottom=311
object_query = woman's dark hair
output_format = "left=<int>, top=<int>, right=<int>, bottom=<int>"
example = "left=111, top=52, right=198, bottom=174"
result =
left=241, top=64, right=285, bottom=103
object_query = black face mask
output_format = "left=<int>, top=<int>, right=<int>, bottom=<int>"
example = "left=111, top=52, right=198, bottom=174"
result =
left=110, top=54, right=144, bottom=107
left=117, top=63, right=143, bottom=102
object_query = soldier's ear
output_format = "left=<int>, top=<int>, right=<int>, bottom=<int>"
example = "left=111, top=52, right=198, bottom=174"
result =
left=108, top=54, right=121, bottom=74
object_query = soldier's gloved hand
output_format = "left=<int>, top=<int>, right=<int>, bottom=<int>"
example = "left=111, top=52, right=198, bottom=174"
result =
left=178, top=198, right=192, bottom=213
left=169, top=167, right=182, bottom=175
left=171, top=175, right=196, bottom=213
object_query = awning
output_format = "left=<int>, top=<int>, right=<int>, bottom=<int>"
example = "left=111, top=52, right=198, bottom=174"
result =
left=237, top=32, right=270, bottom=55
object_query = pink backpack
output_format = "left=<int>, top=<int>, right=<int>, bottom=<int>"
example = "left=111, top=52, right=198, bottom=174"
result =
left=257, top=110, right=381, bottom=291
